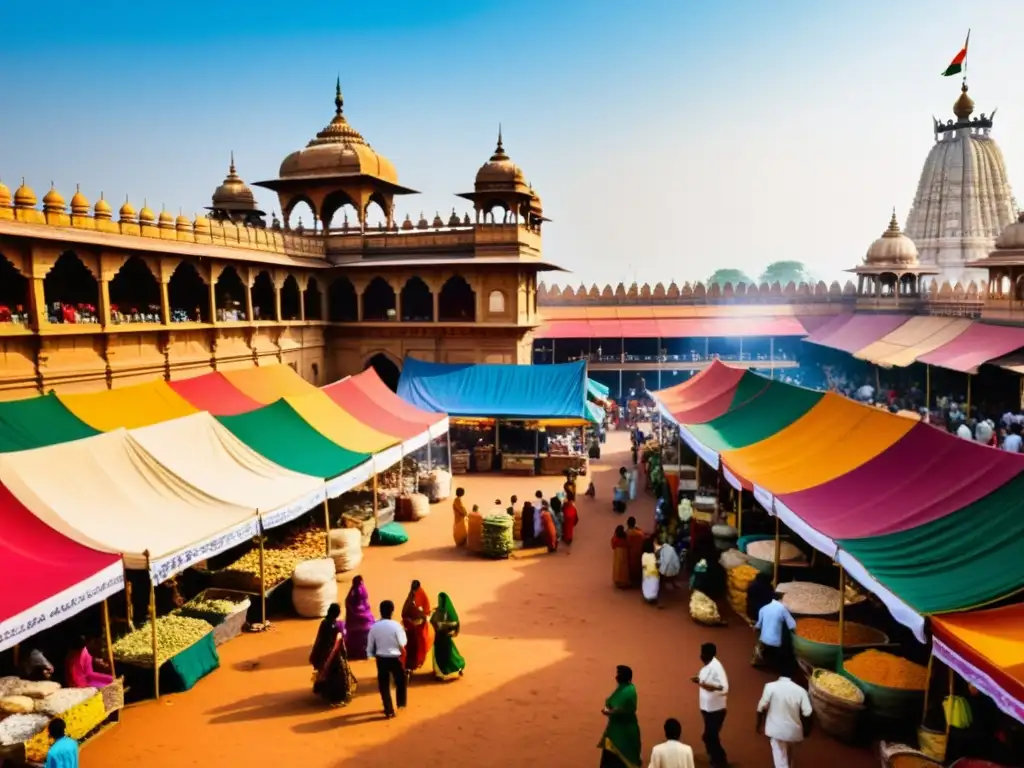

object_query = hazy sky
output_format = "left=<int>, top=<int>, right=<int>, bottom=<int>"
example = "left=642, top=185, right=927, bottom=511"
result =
left=1, top=0, right=1020, bottom=288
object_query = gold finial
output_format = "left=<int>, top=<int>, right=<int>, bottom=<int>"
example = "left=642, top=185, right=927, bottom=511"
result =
left=229, top=150, right=236, bottom=174
left=334, top=76, right=343, bottom=116
left=953, top=82, right=974, bottom=121
left=884, top=207, right=901, bottom=237
left=490, top=124, right=508, bottom=161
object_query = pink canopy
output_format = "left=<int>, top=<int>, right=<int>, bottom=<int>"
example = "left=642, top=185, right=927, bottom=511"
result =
left=802, top=314, right=854, bottom=344
left=654, top=361, right=748, bottom=423
left=0, top=483, right=123, bottom=652
left=806, top=314, right=910, bottom=354
left=347, top=368, right=445, bottom=427
left=169, top=372, right=263, bottom=415
left=778, top=422, right=1024, bottom=538
left=321, top=376, right=425, bottom=440
left=918, top=323, right=1024, bottom=374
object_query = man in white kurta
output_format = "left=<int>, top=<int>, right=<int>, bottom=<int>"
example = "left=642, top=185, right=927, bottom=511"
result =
left=757, top=674, right=813, bottom=767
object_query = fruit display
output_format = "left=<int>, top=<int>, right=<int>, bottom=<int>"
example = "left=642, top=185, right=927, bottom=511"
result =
left=183, top=597, right=238, bottom=617
left=274, top=528, right=329, bottom=560
left=809, top=669, right=864, bottom=704
left=481, top=514, right=514, bottom=559
left=213, top=547, right=302, bottom=592
left=726, top=564, right=759, bottom=618
left=24, top=690, right=106, bottom=762
left=777, top=582, right=860, bottom=616
left=112, top=614, right=214, bottom=667
left=844, top=650, right=928, bottom=690
left=689, top=590, right=724, bottom=626
left=35, top=687, right=98, bottom=717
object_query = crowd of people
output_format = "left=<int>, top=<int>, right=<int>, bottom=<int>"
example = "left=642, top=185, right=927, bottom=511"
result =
left=306, top=577, right=465, bottom=718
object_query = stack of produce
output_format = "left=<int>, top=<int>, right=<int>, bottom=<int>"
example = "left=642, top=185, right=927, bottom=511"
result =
left=810, top=669, right=864, bottom=704
left=795, top=618, right=884, bottom=645
left=726, top=564, right=759, bottom=618
left=844, top=650, right=928, bottom=690
left=214, top=547, right=302, bottom=592
left=275, top=528, right=328, bottom=559
left=746, top=539, right=804, bottom=563
left=291, top=559, right=338, bottom=619
left=112, top=614, right=214, bottom=666
left=329, top=527, right=363, bottom=572
left=777, top=582, right=851, bottom=616
left=808, top=668, right=865, bottom=741
left=481, top=514, right=514, bottom=559
left=24, top=690, right=106, bottom=762
left=0, top=677, right=19, bottom=695
left=0, top=696, right=36, bottom=715
left=6, top=681, right=60, bottom=700
left=35, top=687, right=98, bottom=717
left=0, top=714, right=49, bottom=746
left=689, top=591, right=724, bottom=626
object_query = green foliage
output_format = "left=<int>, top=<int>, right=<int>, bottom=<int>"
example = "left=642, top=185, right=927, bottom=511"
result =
left=759, top=260, right=812, bottom=286
left=707, top=268, right=753, bottom=287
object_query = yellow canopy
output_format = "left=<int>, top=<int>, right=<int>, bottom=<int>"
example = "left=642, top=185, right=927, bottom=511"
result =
left=285, top=391, right=400, bottom=454
left=221, top=365, right=318, bottom=403
left=721, top=393, right=916, bottom=494
left=854, top=317, right=973, bottom=368
left=59, top=381, right=199, bottom=431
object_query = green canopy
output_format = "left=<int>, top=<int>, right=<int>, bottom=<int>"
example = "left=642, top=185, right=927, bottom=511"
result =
left=585, top=400, right=604, bottom=424
left=586, top=378, right=611, bottom=400
left=217, top=400, right=370, bottom=479
left=687, top=380, right=823, bottom=452
left=0, top=393, right=99, bottom=451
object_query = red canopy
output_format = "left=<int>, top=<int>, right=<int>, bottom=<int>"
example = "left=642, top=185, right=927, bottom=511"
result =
left=805, top=314, right=909, bottom=354
left=0, top=483, right=123, bottom=652
left=654, top=361, right=747, bottom=423
left=346, top=368, right=446, bottom=427
left=321, top=376, right=425, bottom=440
left=535, top=317, right=808, bottom=339
left=169, top=372, right=264, bottom=415
left=918, top=323, right=1024, bottom=374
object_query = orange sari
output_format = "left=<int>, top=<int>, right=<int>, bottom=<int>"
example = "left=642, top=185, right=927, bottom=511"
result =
left=402, top=588, right=433, bottom=672
left=611, top=536, right=630, bottom=588
left=539, top=509, right=558, bottom=551
left=452, top=497, right=469, bottom=547
left=626, top=528, right=646, bottom=586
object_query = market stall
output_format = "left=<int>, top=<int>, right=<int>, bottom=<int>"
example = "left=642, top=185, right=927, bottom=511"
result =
left=168, top=372, right=264, bottom=415
left=59, top=380, right=199, bottom=430
left=0, top=393, right=100, bottom=452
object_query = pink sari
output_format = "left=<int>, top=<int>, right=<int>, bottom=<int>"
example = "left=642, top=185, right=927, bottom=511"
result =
left=66, top=647, right=114, bottom=689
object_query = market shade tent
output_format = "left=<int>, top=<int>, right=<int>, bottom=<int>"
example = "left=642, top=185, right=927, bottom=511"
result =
left=803, top=313, right=911, bottom=354
left=337, top=367, right=450, bottom=431
left=0, top=483, right=123, bottom=653
left=0, top=431, right=260, bottom=584
left=129, top=413, right=327, bottom=529
left=284, top=390, right=403, bottom=468
left=534, top=316, right=808, bottom=339
left=59, top=380, right=199, bottom=431
left=220, top=364, right=319, bottom=403
left=168, top=373, right=264, bottom=416
left=853, top=316, right=973, bottom=368
left=917, top=322, right=1024, bottom=374
left=932, top=604, right=1024, bottom=726
left=0, top=393, right=99, bottom=451
left=217, top=400, right=374, bottom=496
left=397, top=358, right=590, bottom=421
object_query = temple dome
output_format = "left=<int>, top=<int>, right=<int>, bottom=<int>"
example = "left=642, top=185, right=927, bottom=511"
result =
left=14, top=180, right=36, bottom=208
left=212, top=153, right=258, bottom=209
left=475, top=127, right=529, bottom=192
left=70, top=185, right=90, bottom=216
left=278, top=79, right=398, bottom=185
left=865, top=210, right=919, bottom=266
left=995, top=211, right=1024, bottom=251
left=42, top=184, right=65, bottom=212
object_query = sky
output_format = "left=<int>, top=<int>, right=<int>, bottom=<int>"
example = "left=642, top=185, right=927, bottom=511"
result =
left=1, top=0, right=1022, bottom=289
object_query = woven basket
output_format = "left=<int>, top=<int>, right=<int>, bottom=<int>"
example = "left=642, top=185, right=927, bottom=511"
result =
left=808, top=669, right=865, bottom=742
left=342, top=513, right=376, bottom=547
left=408, top=493, right=430, bottom=520
left=100, top=678, right=125, bottom=714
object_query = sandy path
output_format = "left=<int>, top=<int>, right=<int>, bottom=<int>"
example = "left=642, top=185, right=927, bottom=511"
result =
left=84, top=431, right=873, bottom=767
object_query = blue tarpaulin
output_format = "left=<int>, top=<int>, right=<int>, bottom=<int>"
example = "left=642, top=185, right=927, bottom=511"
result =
left=587, top=378, right=611, bottom=401
left=398, top=358, right=589, bottom=420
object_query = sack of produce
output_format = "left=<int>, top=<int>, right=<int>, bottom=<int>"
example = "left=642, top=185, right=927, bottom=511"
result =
left=481, top=514, right=514, bottom=559
left=719, top=549, right=750, bottom=571
left=292, top=558, right=336, bottom=589
left=0, top=677, right=20, bottom=696
left=292, top=580, right=338, bottom=619
left=746, top=539, right=803, bottom=563
left=0, top=695, right=36, bottom=715
left=0, top=713, right=49, bottom=746
left=689, top=590, right=725, bottom=626
left=375, top=521, right=409, bottom=546
left=429, top=469, right=451, bottom=502
left=408, top=493, right=430, bottom=521
left=809, top=668, right=865, bottom=742
left=35, top=687, right=98, bottom=717
left=329, top=527, right=363, bottom=573
left=8, top=681, right=60, bottom=699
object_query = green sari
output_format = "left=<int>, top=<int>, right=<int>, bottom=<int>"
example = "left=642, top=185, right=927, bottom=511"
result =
left=597, top=683, right=641, bottom=768
left=430, top=592, right=466, bottom=681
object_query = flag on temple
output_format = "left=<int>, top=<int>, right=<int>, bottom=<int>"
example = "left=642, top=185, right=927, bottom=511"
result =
left=942, top=31, right=969, bottom=76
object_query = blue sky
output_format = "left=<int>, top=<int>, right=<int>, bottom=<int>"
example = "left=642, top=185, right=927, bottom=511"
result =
left=1, top=0, right=1020, bottom=287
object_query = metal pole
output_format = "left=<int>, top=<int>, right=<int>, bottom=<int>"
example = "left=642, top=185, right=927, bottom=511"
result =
left=921, top=650, right=935, bottom=722
left=735, top=488, right=742, bottom=535
left=837, top=564, right=847, bottom=654
left=258, top=528, right=267, bottom=626
left=323, top=499, right=331, bottom=557
left=102, top=599, right=116, bottom=678
left=446, top=431, right=452, bottom=472
left=772, top=515, right=781, bottom=587
left=144, top=551, right=159, bottom=700
left=426, top=438, right=433, bottom=472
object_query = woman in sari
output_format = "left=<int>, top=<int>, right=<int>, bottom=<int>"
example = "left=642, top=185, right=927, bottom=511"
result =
left=611, top=525, right=630, bottom=588
left=613, top=467, right=629, bottom=513
left=309, top=604, right=356, bottom=707
left=640, top=538, right=659, bottom=604
left=539, top=505, right=559, bottom=552
left=562, top=497, right=579, bottom=547
left=521, top=501, right=538, bottom=548
left=402, top=580, right=433, bottom=680
left=598, top=664, right=641, bottom=768
left=452, top=487, right=469, bottom=547
left=64, top=636, right=113, bottom=689
left=343, top=576, right=375, bottom=660
left=429, top=592, right=466, bottom=681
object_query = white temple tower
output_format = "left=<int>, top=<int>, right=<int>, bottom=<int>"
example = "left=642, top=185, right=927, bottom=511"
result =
left=904, top=83, right=1017, bottom=286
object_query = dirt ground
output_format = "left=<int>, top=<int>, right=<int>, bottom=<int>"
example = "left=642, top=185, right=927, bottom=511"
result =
left=84, top=431, right=874, bottom=768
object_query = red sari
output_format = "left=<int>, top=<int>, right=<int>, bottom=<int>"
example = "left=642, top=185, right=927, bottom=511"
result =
left=626, top=527, right=646, bottom=586
left=539, top=509, right=558, bottom=551
left=402, top=588, right=433, bottom=673
left=611, top=535, right=630, bottom=588
left=562, top=501, right=579, bottom=544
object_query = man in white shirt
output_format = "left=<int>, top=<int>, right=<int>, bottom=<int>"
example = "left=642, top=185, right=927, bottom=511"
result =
left=691, top=642, right=728, bottom=768
left=756, top=670, right=813, bottom=768
left=1003, top=423, right=1023, bottom=453
left=366, top=599, right=408, bottom=718
left=755, top=594, right=796, bottom=672
left=648, top=717, right=695, bottom=768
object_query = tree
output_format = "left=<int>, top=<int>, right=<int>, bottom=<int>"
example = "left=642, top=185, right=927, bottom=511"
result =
left=759, top=260, right=812, bottom=286
left=707, top=268, right=753, bottom=287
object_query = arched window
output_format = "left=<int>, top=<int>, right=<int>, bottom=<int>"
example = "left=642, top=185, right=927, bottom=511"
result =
left=168, top=261, right=208, bottom=322
left=363, top=277, right=396, bottom=321
left=215, top=266, right=247, bottom=321
left=366, top=353, right=401, bottom=391
left=44, top=251, right=99, bottom=323
left=109, top=256, right=161, bottom=323
left=0, top=252, right=29, bottom=325
left=280, top=275, right=301, bottom=320
left=487, top=289, right=506, bottom=314
left=400, top=277, right=433, bottom=321
left=328, top=277, right=357, bottom=322
left=251, top=271, right=276, bottom=320
left=438, top=275, right=476, bottom=322
left=304, top=277, right=323, bottom=320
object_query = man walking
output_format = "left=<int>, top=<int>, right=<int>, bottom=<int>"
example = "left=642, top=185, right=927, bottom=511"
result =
left=754, top=591, right=796, bottom=671
left=43, top=718, right=78, bottom=768
left=692, top=642, right=729, bottom=768
left=756, top=665, right=813, bottom=768
left=648, top=718, right=695, bottom=768
left=366, top=599, right=408, bottom=718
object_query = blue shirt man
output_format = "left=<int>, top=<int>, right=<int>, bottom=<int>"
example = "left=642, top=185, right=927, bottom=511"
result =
left=44, top=719, right=78, bottom=768
left=755, top=598, right=796, bottom=648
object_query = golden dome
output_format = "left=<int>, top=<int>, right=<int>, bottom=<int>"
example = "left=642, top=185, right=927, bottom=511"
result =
left=529, top=185, right=543, bottom=212
left=212, top=152, right=258, bottom=209
left=416, top=212, right=428, bottom=230
left=138, top=200, right=156, bottom=224
left=119, top=197, right=137, bottom=221
left=278, top=79, right=399, bottom=184
left=447, top=208, right=461, bottom=227
left=158, top=207, right=174, bottom=229
left=193, top=214, right=211, bottom=233
left=953, top=83, right=974, bottom=121
left=70, top=185, right=90, bottom=216
left=94, top=193, right=112, bottom=220
left=175, top=210, right=192, bottom=232
left=0, top=179, right=11, bottom=207
left=401, top=213, right=413, bottom=231
left=42, top=183, right=66, bottom=213
left=865, top=209, right=919, bottom=266
left=432, top=211, right=444, bottom=228
left=475, top=127, right=528, bottom=191
left=14, top=179, right=37, bottom=208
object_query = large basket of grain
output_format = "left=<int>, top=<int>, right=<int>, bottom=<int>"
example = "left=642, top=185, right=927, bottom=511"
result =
left=842, top=650, right=927, bottom=722
left=745, top=539, right=804, bottom=574
left=808, top=668, right=865, bottom=742
left=341, top=511, right=377, bottom=547
left=777, top=582, right=849, bottom=617
left=793, top=618, right=889, bottom=669
left=481, top=514, right=514, bottom=559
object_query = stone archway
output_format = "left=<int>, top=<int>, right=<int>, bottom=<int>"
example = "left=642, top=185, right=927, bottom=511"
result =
left=366, top=352, right=401, bottom=392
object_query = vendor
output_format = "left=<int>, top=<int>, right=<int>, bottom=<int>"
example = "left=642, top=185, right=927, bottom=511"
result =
left=64, top=635, right=114, bottom=689
left=20, top=648, right=54, bottom=681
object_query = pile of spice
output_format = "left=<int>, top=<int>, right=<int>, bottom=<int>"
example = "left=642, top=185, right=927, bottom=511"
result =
left=810, top=670, right=864, bottom=704
left=844, top=650, right=928, bottom=690
left=795, top=618, right=883, bottom=646
left=776, top=582, right=844, bottom=615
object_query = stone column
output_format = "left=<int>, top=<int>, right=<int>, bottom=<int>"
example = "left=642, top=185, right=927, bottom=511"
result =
left=244, top=267, right=255, bottom=322
left=157, top=258, right=180, bottom=325
left=208, top=264, right=224, bottom=323
left=272, top=270, right=285, bottom=322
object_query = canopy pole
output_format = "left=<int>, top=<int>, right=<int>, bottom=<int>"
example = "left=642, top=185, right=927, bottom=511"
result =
left=323, top=499, right=331, bottom=558
left=837, top=563, right=847, bottom=655
left=695, top=456, right=701, bottom=490
left=372, top=473, right=379, bottom=521
left=125, top=577, right=134, bottom=629
left=495, top=420, right=500, bottom=470
left=921, top=649, right=935, bottom=722
left=736, top=488, right=743, bottom=537
left=11, top=644, right=19, bottom=669
left=926, top=364, right=932, bottom=414
left=144, top=550, right=159, bottom=700
left=770, top=337, right=775, bottom=379
left=875, top=365, right=881, bottom=393
left=772, top=515, right=781, bottom=587
left=426, top=437, right=433, bottom=472
left=102, top=599, right=116, bottom=678
left=446, top=431, right=452, bottom=473
left=943, top=664, right=955, bottom=742
left=258, top=527, right=267, bottom=626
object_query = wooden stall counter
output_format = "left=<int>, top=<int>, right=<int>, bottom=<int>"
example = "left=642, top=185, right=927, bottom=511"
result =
left=539, top=454, right=587, bottom=476
left=472, top=446, right=495, bottom=472
left=502, top=453, right=537, bottom=475
left=451, top=450, right=470, bottom=474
